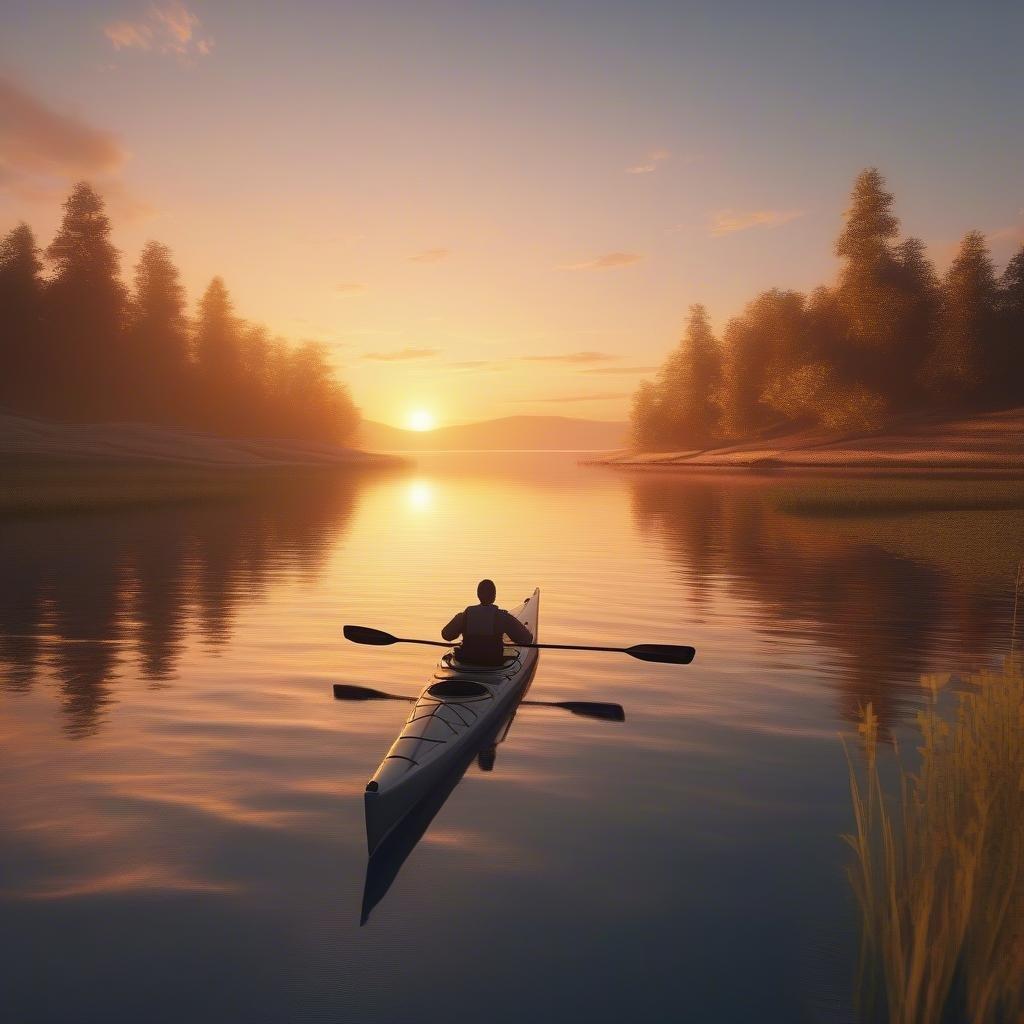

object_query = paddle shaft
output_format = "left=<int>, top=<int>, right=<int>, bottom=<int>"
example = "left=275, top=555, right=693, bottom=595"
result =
left=343, top=625, right=694, bottom=664
left=331, top=683, right=624, bottom=721
left=392, top=636, right=684, bottom=659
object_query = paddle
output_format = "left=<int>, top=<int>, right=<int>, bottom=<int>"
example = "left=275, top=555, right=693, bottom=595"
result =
left=332, top=683, right=625, bottom=722
left=342, top=625, right=695, bottom=665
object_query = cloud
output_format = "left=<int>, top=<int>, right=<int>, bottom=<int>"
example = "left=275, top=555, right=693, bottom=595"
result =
left=626, top=149, right=670, bottom=175
left=406, top=248, right=450, bottom=263
left=709, top=208, right=804, bottom=236
left=104, top=3, right=213, bottom=58
left=0, top=75, right=127, bottom=200
left=445, top=360, right=495, bottom=370
left=519, top=351, right=616, bottom=364
left=361, top=347, right=440, bottom=361
left=584, top=364, right=659, bottom=375
left=986, top=225, right=1024, bottom=246
left=335, top=282, right=367, bottom=296
left=516, top=391, right=630, bottom=403
left=560, top=252, right=643, bottom=271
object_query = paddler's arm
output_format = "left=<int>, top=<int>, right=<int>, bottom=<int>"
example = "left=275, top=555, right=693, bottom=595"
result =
left=441, top=611, right=465, bottom=642
left=499, top=610, right=533, bottom=645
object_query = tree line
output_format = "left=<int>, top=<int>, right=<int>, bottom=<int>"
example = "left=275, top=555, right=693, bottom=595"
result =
left=632, top=169, right=1024, bottom=450
left=0, top=183, right=359, bottom=445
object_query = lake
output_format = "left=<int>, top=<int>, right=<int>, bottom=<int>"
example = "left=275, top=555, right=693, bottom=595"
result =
left=1, top=454, right=1019, bottom=1023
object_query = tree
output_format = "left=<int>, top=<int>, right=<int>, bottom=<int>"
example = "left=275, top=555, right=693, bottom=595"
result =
left=0, top=223, right=43, bottom=412
left=717, top=290, right=810, bottom=436
left=925, top=231, right=998, bottom=406
left=994, top=245, right=1024, bottom=405
left=127, top=241, right=191, bottom=423
left=653, top=304, right=723, bottom=448
left=43, top=183, right=127, bottom=420
left=630, top=380, right=665, bottom=451
left=834, top=168, right=903, bottom=407
left=192, top=276, right=241, bottom=431
left=278, top=341, right=359, bottom=445
left=890, top=237, right=939, bottom=408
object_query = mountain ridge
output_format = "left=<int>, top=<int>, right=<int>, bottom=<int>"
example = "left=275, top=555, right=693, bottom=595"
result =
left=358, top=415, right=628, bottom=451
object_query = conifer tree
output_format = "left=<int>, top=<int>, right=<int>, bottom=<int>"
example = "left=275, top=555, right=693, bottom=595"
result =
left=43, top=183, right=127, bottom=420
left=834, top=168, right=902, bottom=405
left=925, top=231, right=997, bottom=405
left=994, top=245, right=1024, bottom=403
left=193, top=277, right=240, bottom=431
left=0, top=223, right=43, bottom=411
left=890, top=236, right=939, bottom=407
left=653, top=304, right=723, bottom=448
left=128, top=241, right=191, bottom=423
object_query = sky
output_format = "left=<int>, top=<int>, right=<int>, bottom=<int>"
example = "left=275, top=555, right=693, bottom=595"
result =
left=1, top=0, right=1022, bottom=428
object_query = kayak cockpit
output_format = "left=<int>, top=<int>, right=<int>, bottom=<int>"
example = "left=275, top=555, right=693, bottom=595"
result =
left=439, top=648, right=522, bottom=672
left=427, top=679, right=490, bottom=698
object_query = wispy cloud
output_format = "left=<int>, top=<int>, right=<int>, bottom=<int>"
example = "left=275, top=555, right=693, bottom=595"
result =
left=445, top=360, right=496, bottom=370
left=561, top=252, right=643, bottom=271
left=520, top=351, right=616, bottom=364
left=406, top=248, right=450, bottom=264
left=584, top=364, right=659, bottom=375
left=335, top=282, right=367, bottom=296
left=986, top=224, right=1024, bottom=245
left=104, top=3, right=213, bottom=58
left=709, top=208, right=804, bottom=237
left=0, top=75, right=127, bottom=201
left=362, top=347, right=440, bottom=361
left=516, top=391, right=630, bottom=403
left=626, top=149, right=670, bottom=175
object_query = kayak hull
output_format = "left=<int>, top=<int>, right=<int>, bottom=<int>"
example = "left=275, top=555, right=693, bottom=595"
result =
left=364, top=588, right=540, bottom=855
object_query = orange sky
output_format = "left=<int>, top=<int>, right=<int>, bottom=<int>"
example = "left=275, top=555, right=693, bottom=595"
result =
left=1, top=2, right=1022, bottom=427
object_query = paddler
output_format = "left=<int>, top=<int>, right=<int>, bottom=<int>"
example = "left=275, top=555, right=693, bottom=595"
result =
left=441, top=579, right=534, bottom=666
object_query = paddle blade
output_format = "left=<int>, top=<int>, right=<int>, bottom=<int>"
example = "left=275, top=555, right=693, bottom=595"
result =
left=333, top=683, right=401, bottom=700
left=625, top=643, right=696, bottom=665
left=556, top=701, right=625, bottom=722
left=344, top=625, right=398, bottom=646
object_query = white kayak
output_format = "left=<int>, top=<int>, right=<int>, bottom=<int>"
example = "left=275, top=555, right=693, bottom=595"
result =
left=364, top=588, right=540, bottom=854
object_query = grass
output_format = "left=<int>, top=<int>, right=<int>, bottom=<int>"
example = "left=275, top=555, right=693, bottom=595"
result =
left=0, top=459, right=373, bottom=515
left=843, top=564, right=1024, bottom=1023
left=773, top=477, right=1024, bottom=517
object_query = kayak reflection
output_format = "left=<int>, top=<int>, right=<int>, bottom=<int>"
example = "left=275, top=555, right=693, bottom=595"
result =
left=360, top=681, right=530, bottom=925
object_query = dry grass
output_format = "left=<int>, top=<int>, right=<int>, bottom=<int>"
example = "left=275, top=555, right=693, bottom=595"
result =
left=843, top=567, right=1024, bottom=1023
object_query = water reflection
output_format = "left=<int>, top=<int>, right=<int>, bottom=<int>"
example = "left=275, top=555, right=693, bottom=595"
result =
left=0, top=475, right=361, bottom=736
left=629, top=474, right=1014, bottom=728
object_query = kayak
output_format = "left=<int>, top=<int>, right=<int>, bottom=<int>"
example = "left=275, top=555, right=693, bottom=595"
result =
left=364, top=588, right=540, bottom=855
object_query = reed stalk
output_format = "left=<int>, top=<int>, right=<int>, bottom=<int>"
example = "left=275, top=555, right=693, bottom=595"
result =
left=842, top=569, right=1024, bottom=1023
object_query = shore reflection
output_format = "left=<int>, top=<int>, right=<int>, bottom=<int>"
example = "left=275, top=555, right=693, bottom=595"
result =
left=0, top=474, right=361, bottom=736
left=629, top=473, right=1016, bottom=728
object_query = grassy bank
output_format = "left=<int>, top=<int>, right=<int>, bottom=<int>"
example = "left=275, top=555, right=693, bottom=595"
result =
left=597, top=407, right=1024, bottom=474
left=0, top=459, right=395, bottom=515
left=843, top=631, right=1024, bottom=1022
left=770, top=477, right=1024, bottom=516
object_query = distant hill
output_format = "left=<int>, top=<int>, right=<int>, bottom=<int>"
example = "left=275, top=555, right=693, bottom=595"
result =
left=359, top=415, right=628, bottom=451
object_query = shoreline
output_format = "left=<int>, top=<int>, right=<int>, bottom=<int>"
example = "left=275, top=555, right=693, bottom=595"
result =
left=585, top=407, right=1024, bottom=476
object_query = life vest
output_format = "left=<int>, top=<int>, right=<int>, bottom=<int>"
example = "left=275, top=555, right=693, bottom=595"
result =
left=458, top=604, right=505, bottom=665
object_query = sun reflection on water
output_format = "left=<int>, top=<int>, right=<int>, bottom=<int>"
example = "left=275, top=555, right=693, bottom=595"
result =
left=405, top=480, right=434, bottom=511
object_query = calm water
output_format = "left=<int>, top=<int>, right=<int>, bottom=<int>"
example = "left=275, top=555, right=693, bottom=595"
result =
left=1, top=455, right=1018, bottom=1023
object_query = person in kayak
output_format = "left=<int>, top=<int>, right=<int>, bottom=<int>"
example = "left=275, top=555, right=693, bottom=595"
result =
left=441, top=579, right=534, bottom=666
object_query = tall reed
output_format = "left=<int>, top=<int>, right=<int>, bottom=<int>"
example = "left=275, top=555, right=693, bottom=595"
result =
left=843, top=564, right=1024, bottom=1023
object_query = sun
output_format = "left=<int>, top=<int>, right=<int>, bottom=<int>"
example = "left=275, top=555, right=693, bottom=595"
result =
left=406, top=409, right=436, bottom=431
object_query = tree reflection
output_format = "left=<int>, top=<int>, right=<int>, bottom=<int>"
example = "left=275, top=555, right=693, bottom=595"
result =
left=630, top=474, right=1010, bottom=728
left=0, top=474, right=360, bottom=737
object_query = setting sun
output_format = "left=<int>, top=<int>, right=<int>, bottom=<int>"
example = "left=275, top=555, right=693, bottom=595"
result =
left=406, top=410, right=436, bottom=432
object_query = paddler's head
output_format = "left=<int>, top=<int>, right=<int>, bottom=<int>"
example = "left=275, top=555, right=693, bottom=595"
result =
left=477, top=579, right=496, bottom=605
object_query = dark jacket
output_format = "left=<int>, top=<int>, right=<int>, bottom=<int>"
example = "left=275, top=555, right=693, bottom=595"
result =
left=442, top=603, right=534, bottom=664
